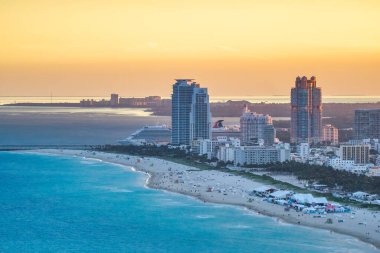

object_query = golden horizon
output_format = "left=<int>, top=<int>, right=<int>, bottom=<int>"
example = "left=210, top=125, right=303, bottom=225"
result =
left=1, top=0, right=380, bottom=96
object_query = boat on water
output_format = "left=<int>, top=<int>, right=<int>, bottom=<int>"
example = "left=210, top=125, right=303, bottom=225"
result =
left=119, top=120, right=238, bottom=146
left=119, top=125, right=171, bottom=146
left=211, top=120, right=240, bottom=138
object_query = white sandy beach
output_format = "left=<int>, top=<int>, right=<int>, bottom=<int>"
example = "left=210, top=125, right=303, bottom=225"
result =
left=28, top=149, right=380, bottom=249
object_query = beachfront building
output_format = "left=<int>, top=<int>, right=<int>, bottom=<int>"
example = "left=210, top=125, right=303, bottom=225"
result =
left=171, top=79, right=211, bottom=146
left=354, top=109, right=380, bottom=140
left=199, top=139, right=218, bottom=159
left=339, top=144, right=370, bottom=164
left=240, top=105, right=275, bottom=146
left=234, top=143, right=290, bottom=166
left=326, top=158, right=371, bottom=174
left=322, top=124, right=339, bottom=145
left=290, top=76, right=322, bottom=144
left=217, top=144, right=236, bottom=163
left=192, top=137, right=240, bottom=160
left=216, top=138, right=241, bottom=163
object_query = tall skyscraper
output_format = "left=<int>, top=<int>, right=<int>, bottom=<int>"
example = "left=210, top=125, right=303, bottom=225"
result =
left=290, top=76, right=322, bottom=144
left=354, top=109, right=380, bottom=140
left=171, top=79, right=211, bottom=146
left=240, top=105, right=275, bottom=146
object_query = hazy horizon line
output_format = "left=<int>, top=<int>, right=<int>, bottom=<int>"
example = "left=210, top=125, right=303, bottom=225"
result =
left=2, top=95, right=380, bottom=97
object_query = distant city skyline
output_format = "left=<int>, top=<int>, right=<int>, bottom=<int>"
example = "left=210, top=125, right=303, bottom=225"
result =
left=1, top=1, right=380, bottom=96
left=1, top=2, right=380, bottom=252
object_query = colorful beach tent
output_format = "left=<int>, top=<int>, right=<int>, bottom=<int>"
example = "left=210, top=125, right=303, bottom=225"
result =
left=292, top=194, right=328, bottom=205
left=292, top=193, right=314, bottom=204
left=313, top=197, right=328, bottom=205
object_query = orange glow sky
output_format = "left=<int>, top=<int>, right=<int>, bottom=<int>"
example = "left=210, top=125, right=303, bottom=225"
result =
left=1, top=0, right=380, bottom=97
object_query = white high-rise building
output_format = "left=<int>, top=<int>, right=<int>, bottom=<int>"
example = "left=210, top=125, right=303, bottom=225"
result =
left=240, top=105, right=275, bottom=146
left=217, top=144, right=237, bottom=163
left=171, top=79, right=211, bottom=146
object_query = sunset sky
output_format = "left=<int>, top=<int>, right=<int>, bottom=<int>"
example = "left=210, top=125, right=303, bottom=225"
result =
left=1, top=0, right=380, bottom=97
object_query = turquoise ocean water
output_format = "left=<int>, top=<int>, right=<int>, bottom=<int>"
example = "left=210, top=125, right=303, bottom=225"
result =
left=0, top=152, right=378, bottom=253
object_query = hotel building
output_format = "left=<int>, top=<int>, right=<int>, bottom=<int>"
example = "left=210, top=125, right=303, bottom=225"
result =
left=234, top=143, right=290, bottom=166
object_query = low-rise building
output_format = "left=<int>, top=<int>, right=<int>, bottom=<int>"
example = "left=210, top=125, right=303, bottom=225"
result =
left=119, top=97, right=147, bottom=106
left=234, top=143, right=290, bottom=166
left=339, top=144, right=370, bottom=164
left=327, top=158, right=355, bottom=169
left=192, top=137, right=240, bottom=160
left=367, top=166, right=380, bottom=177
left=327, top=158, right=372, bottom=174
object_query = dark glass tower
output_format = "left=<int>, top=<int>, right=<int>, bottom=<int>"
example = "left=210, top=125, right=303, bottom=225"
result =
left=171, top=79, right=211, bottom=145
left=354, top=109, right=380, bottom=140
left=290, top=76, right=322, bottom=144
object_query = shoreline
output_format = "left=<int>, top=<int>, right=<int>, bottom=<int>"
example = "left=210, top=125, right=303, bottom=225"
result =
left=18, top=149, right=380, bottom=250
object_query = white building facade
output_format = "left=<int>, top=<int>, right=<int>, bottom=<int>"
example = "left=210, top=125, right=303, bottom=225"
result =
left=327, top=158, right=372, bottom=174
left=234, top=144, right=290, bottom=166
left=240, top=105, right=275, bottom=146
